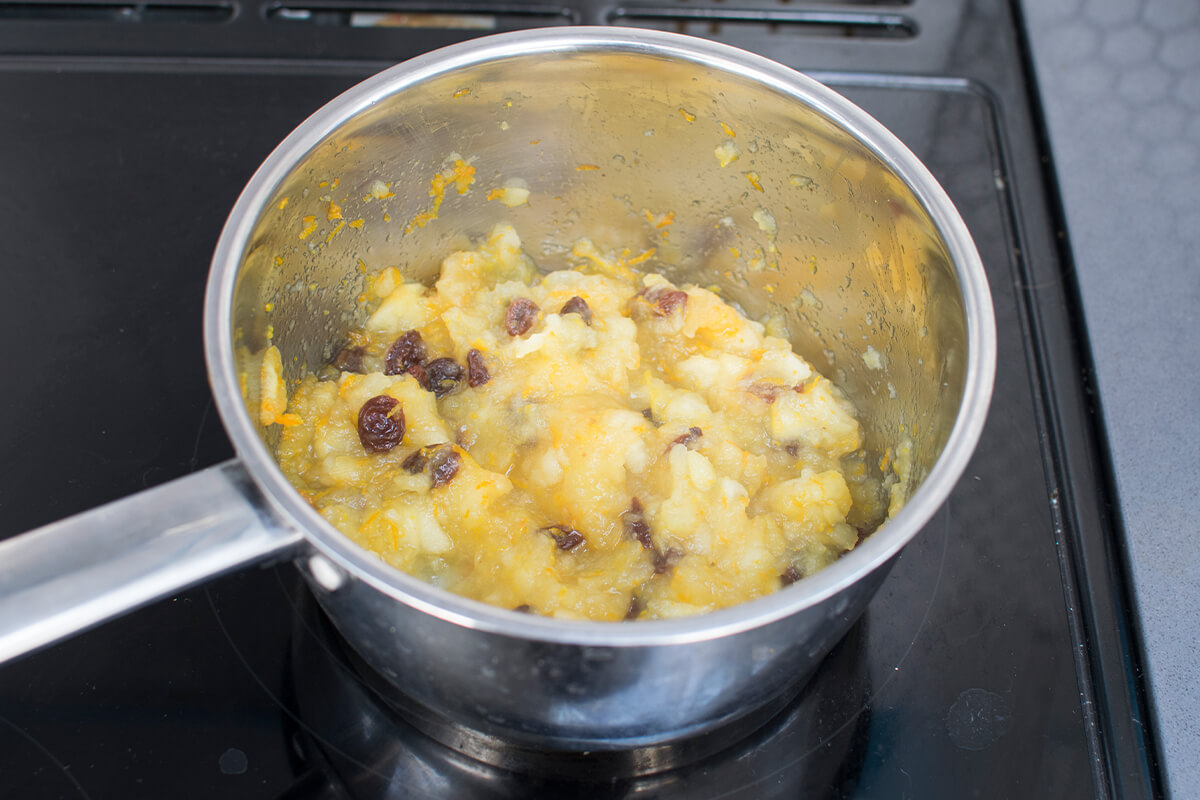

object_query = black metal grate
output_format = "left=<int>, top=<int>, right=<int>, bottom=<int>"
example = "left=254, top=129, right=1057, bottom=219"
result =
left=0, top=0, right=233, bottom=22
left=265, top=2, right=574, bottom=29
left=611, top=5, right=915, bottom=39
left=0, top=0, right=915, bottom=35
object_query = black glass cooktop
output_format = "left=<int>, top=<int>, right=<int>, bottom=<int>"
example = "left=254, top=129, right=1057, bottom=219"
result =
left=0, top=1, right=1162, bottom=798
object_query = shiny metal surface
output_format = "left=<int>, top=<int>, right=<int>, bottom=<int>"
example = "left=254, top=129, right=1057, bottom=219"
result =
left=311, top=558, right=892, bottom=760
left=288, top=580, right=873, bottom=789
left=206, top=27, right=994, bottom=750
left=0, top=462, right=299, bottom=663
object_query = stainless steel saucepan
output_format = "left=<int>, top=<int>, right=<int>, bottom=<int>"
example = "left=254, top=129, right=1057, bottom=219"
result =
left=0, top=28, right=995, bottom=759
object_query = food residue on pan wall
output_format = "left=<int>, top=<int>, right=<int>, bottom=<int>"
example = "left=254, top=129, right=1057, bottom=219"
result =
left=714, top=140, right=740, bottom=167
left=883, top=436, right=913, bottom=517
left=487, top=180, right=530, bottom=208
left=259, top=345, right=300, bottom=427
left=862, top=345, right=885, bottom=371
left=642, top=208, right=675, bottom=234
left=364, top=179, right=395, bottom=201
left=406, top=156, right=476, bottom=234
left=752, top=209, right=778, bottom=247
left=298, top=215, right=318, bottom=240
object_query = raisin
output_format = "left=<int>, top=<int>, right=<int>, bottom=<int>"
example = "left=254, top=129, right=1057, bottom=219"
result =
left=406, top=363, right=430, bottom=390
left=505, top=297, right=539, bottom=336
left=357, top=395, right=404, bottom=454
left=425, top=357, right=464, bottom=398
left=625, top=498, right=654, bottom=551
left=466, top=349, right=490, bottom=387
left=401, top=448, right=428, bottom=474
left=653, top=290, right=688, bottom=316
left=629, top=518, right=654, bottom=551
left=747, top=382, right=784, bottom=404
left=669, top=426, right=703, bottom=451
left=781, top=566, right=802, bottom=586
left=794, top=377, right=817, bottom=394
left=654, top=547, right=683, bottom=575
left=384, top=330, right=426, bottom=376
left=641, top=408, right=655, bottom=422
left=330, top=345, right=366, bottom=373
left=626, top=499, right=679, bottom=572
left=513, top=604, right=534, bottom=614
left=785, top=443, right=799, bottom=458
left=428, top=446, right=461, bottom=488
left=624, top=595, right=643, bottom=621
left=544, top=525, right=585, bottom=551
left=560, top=295, right=593, bottom=325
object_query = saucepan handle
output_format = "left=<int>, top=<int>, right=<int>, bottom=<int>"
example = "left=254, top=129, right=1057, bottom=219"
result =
left=0, top=459, right=303, bottom=664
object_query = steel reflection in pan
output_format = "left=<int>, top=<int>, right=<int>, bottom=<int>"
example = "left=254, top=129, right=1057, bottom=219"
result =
left=280, top=581, right=873, bottom=798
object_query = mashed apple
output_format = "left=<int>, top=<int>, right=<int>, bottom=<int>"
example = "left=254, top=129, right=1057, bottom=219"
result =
left=273, top=224, right=874, bottom=620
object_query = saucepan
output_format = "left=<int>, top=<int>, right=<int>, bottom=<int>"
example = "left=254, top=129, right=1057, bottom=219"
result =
left=0, top=27, right=995, bottom=761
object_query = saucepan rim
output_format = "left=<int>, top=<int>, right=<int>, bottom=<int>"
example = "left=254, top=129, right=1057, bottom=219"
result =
left=204, top=26, right=996, bottom=648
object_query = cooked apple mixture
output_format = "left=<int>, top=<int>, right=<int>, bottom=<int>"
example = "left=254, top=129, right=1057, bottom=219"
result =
left=274, top=224, right=872, bottom=620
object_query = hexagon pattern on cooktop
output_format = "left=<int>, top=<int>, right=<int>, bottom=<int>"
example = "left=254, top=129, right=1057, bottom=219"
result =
left=1024, top=0, right=1200, bottom=795
left=1035, top=0, right=1200, bottom=240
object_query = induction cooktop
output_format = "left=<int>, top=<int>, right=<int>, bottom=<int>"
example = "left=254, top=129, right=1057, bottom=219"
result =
left=0, top=1, right=1163, bottom=797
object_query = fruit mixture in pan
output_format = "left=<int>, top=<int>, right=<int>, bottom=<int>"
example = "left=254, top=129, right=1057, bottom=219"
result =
left=272, top=224, right=880, bottom=620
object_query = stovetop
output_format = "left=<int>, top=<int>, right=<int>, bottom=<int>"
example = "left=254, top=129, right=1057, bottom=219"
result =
left=0, top=1, right=1164, bottom=797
